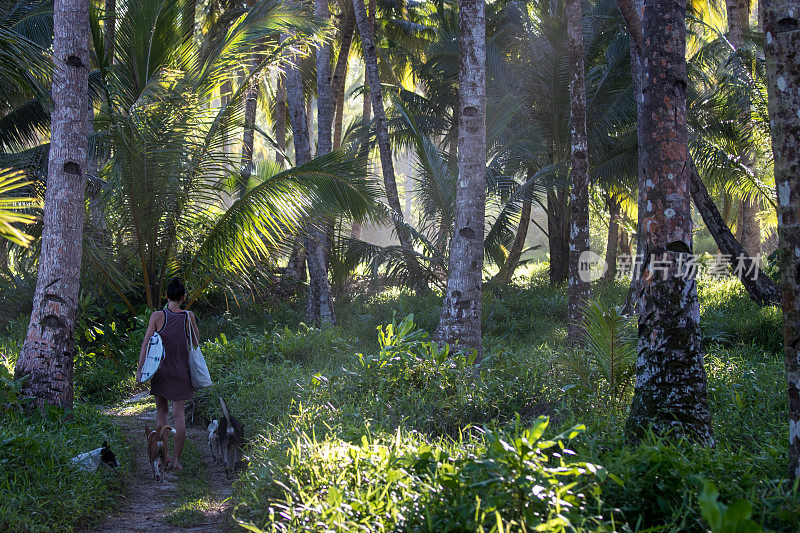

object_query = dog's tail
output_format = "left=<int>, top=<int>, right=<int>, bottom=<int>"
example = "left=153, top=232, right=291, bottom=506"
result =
left=219, top=396, right=234, bottom=436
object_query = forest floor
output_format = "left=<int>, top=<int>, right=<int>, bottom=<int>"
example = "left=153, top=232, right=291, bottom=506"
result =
left=89, top=392, right=234, bottom=532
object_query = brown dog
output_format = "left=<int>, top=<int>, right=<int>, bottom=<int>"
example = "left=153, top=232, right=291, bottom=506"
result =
left=145, top=425, right=175, bottom=482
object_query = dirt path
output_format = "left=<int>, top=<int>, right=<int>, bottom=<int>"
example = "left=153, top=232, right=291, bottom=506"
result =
left=90, top=392, right=233, bottom=532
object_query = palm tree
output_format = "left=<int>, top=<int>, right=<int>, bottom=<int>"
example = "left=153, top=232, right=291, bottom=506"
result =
left=624, top=0, right=713, bottom=443
left=761, top=0, right=800, bottom=481
left=565, top=0, right=589, bottom=343
left=14, top=0, right=90, bottom=409
left=303, top=0, right=336, bottom=325
left=724, top=0, right=761, bottom=258
left=77, top=0, right=374, bottom=312
left=352, top=0, right=414, bottom=256
left=436, top=0, right=486, bottom=358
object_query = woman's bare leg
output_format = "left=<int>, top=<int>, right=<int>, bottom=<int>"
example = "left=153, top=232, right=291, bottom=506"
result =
left=171, top=400, right=186, bottom=469
left=155, top=395, right=168, bottom=427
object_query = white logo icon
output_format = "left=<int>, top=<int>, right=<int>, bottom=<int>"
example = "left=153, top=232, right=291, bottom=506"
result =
left=578, top=250, right=607, bottom=282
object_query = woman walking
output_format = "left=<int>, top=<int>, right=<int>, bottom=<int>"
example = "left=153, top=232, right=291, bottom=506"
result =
left=136, top=277, right=199, bottom=470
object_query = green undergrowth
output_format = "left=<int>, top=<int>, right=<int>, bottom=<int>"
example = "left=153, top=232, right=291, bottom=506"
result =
left=0, top=400, right=129, bottom=531
left=1, top=272, right=794, bottom=531
left=182, top=274, right=797, bottom=532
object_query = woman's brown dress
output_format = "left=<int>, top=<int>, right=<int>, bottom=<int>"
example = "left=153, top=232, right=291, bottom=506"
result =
left=150, top=308, right=193, bottom=400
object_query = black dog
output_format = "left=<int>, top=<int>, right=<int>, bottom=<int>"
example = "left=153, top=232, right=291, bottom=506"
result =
left=70, top=441, right=120, bottom=472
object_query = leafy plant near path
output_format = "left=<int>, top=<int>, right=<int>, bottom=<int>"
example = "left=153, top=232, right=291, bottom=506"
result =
left=556, top=299, right=636, bottom=401
left=239, top=417, right=610, bottom=532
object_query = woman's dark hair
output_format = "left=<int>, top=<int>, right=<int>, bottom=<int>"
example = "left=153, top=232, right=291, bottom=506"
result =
left=166, top=277, right=186, bottom=301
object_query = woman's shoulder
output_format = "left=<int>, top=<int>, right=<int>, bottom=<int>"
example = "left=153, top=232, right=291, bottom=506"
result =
left=149, top=309, right=166, bottom=327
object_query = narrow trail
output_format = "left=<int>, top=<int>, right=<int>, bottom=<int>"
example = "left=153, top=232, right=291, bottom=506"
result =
left=90, top=392, right=233, bottom=532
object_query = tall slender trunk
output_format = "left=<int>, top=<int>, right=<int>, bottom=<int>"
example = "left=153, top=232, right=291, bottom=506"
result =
left=353, top=0, right=414, bottom=255
left=103, top=0, right=115, bottom=61
left=495, top=194, right=532, bottom=283
left=283, top=39, right=316, bottom=289
left=302, top=0, right=336, bottom=326
left=603, top=194, right=621, bottom=281
left=284, top=241, right=307, bottom=283
left=566, top=0, right=590, bottom=343
left=15, top=0, right=90, bottom=409
left=619, top=227, right=632, bottom=256
left=239, top=0, right=260, bottom=194
left=762, top=0, right=800, bottom=480
left=737, top=195, right=761, bottom=256
left=362, top=69, right=371, bottom=123
left=306, top=96, right=314, bottom=156
left=276, top=72, right=286, bottom=166
left=727, top=0, right=762, bottom=257
left=436, top=0, right=486, bottom=358
left=350, top=68, right=372, bottom=240
left=332, top=9, right=355, bottom=149
left=239, top=81, right=258, bottom=195
left=625, top=0, right=713, bottom=443
left=547, top=189, right=569, bottom=285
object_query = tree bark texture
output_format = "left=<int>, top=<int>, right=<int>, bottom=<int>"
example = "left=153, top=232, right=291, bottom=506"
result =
left=566, top=0, right=591, bottom=343
left=547, top=189, right=570, bottom=285
left=240, top=66, right=258, bottom=196
left=303, top=0, right=337, bottom=326
left=104, top=0, right=115, bottom=61
left=332, top=8, right=355, bottom=149
left=353, top=0, right=414, bottom=254
left=603, top=194, right=621, bottom=281
left=727, top=0, right=762, bottom=257
left=762, top=0, right=800, bottom=479
left=436, top=0, right=486, bottom=358
left=15, top=0, right=90, bottom=409
left=625, top=0, right=714, bottom=444
left=284, top=34, right=336, bottom=325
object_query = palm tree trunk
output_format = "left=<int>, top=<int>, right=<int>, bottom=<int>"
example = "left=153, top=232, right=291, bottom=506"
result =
left=619, top=227, right=631, bottom=256
left=727, top=0, right=762, bottom=258
left=104, top=0, right=115, bottom=61
left=352, top=0, right=414, bottom=255
left=332, top=8, right=355, bottom=149
left=603, top=193, right=621, bottom=281
left=566, top=0, right=590, bottom=343
left=495, top=195, right=532, bottom=283
left=688, top=163, right=780, bottom=305
left=547, top=189, right=569, bottom=285
left=284, top=241, right=307, bottom=283
left=762, top=0, right=800, bottom=480
left=613, top=0, right=646, bottom=316
left=15, top=0, right=90, bottom=409
left=625, top=0, right=713, bottom=444
left=306, top=96, right=315, bottom=157
left=276, top=72, right=286, bottom=166
left=240, top=74, right=258, bottom=197
left=303, top=0, right=337, bottom=326
left=436, top=0, right=486, bottom=359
